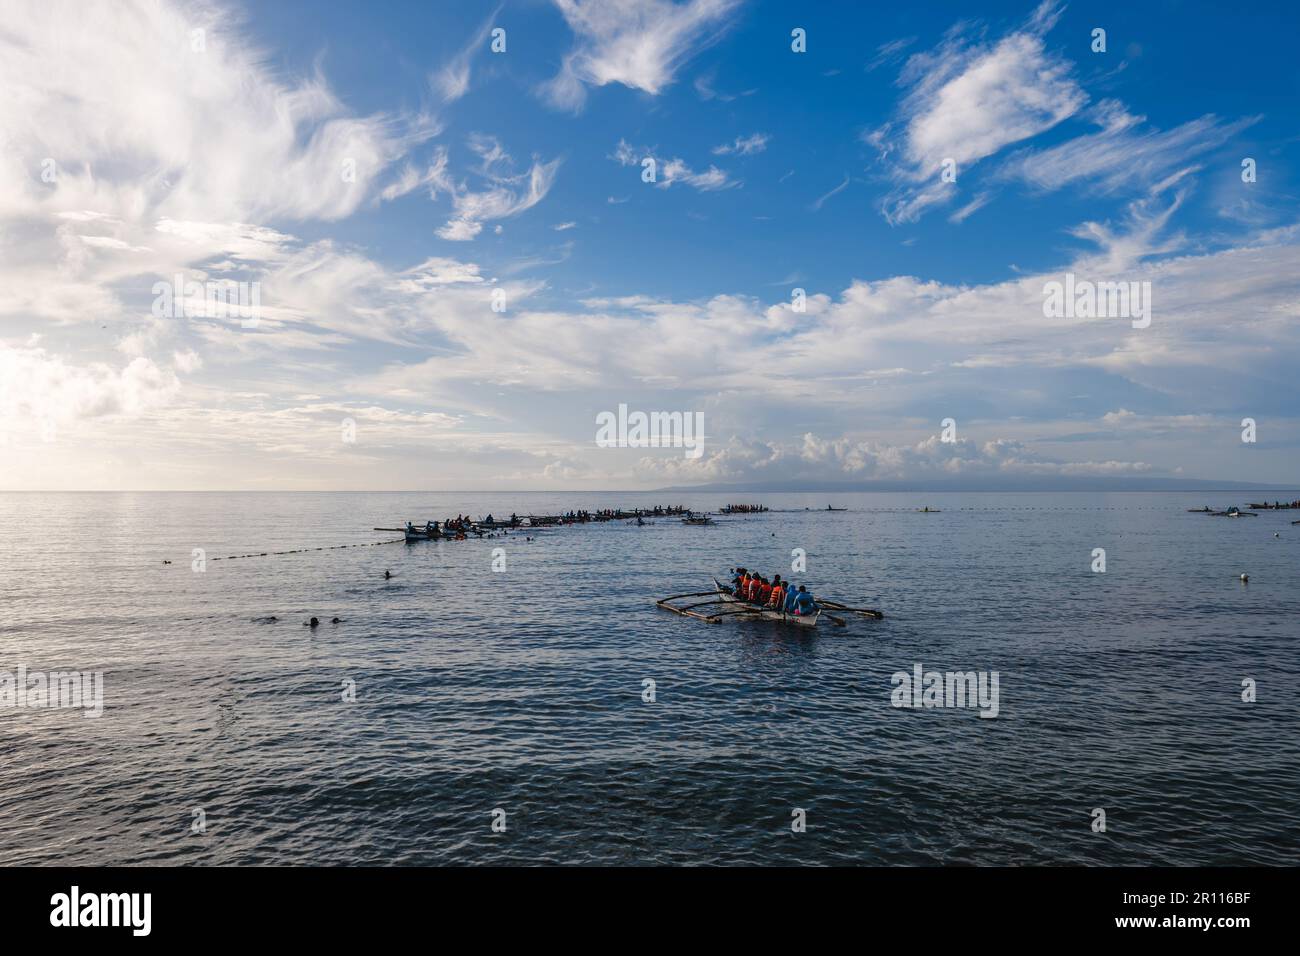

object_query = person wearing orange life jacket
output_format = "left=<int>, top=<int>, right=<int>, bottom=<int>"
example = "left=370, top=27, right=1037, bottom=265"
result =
left=731, top=568, right=748, bottom=594
left=769, top=577, right=785, bottom=610
left=764, top=574, right=785, bottom=606
left=758, top=577, right=773, bottom=605
left=748, top=575, right=763, bottom=603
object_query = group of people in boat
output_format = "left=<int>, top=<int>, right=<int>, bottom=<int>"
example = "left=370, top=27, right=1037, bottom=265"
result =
left=1247, top=500, right=1300, bottom=510
left=728, top=568, right=817, bottom=615
left=559, top=506, right=687, bottom=523
left=406, top=519, right=471, bottom=540
left=723, top=504, right=768, bottom=513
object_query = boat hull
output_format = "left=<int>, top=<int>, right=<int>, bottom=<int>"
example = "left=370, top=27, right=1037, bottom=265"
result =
left=712, top=579, right=819, bottom=627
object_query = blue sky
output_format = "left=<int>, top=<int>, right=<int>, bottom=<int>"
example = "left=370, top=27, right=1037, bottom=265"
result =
left=2, top=0, right=1298, bottom=489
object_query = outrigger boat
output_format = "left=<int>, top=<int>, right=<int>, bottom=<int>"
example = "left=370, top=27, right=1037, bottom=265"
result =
left=657, top=581, right=821, bottom=627
left=711, top=577, right=821, bottom=627
left=655, top=579, right=884, bottom=629
left=681, top=514, right=714, bottom=525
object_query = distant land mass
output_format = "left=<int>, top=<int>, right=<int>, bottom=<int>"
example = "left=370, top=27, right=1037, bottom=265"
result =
left=654, top=476, right=1297, bottom=494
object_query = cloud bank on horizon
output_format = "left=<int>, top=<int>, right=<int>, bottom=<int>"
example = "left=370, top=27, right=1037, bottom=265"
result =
left=0, top=0, right=1297, bottom=490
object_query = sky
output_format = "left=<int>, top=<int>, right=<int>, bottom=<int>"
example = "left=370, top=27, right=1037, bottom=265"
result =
left=1, top=0, right=1297, bottom=490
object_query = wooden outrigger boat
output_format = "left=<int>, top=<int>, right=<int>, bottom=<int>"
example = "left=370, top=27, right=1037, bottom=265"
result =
left=655, top=579, right=883, bottom=629
left=681, top=514, right=714, bottom=525
left=656, top=581, right=821, bottom=627
left=711, top=578, right=821, bottom=627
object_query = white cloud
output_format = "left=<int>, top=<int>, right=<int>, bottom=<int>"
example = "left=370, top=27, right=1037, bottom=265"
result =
left=431, top=9, right=501, bottom=103
left=1002, top=100, right=1259, bottom=194
left=637, top=432, right=1153, bottom=485
left=541, top=0, right=741, bottom=111
left=438, top=219, right=485, bottom=241
left=873, top=5, right=1085, bottom=223
left=0, top=0, right=431, bottom=226
left=812, top=174, right=851, bottom=211
left=0, top=345, right=181, bottom=428
left=948, top=192, right=991, bottom=223
left=611, top=139, right=739, bottom=191
left=712, top=133, right=770, bottom=156
left=437, top=153, right=562, bottom=240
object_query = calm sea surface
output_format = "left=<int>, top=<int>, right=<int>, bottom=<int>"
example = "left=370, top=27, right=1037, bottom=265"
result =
left=1, top=491, right=1297, bottom=866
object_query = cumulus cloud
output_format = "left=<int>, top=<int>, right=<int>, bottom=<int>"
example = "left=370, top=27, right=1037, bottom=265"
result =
left=0, top=345, right=181, bottom=430
left=636, top=433, right=1153, bottom=485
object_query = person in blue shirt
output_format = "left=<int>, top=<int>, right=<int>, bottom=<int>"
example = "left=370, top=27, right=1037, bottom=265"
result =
left=783, top=582, right=799, bottom=613
left=792, top=585, right=817, bottom=616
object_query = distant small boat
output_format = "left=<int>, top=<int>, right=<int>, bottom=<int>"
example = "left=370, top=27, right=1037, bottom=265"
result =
left=682, top=515, right=714, bottom=525
left=404, top=528, right=434, bottom=541
left=1187, top=506, right=1214, bottom=513
left=825, top=506, right=847, bottom=511
left=917, top=507, right=941, bottom=513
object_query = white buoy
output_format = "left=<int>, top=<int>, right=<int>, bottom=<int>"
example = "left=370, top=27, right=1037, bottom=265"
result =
left=1240, top=573, right=1249, bottom=583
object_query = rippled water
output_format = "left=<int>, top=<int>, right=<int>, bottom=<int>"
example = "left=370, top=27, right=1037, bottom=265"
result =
left=1, top=491, right=1297, bottom=865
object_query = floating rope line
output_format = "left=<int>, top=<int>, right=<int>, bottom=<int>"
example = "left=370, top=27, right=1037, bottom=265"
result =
left=182, top=537, right=407, bottom=564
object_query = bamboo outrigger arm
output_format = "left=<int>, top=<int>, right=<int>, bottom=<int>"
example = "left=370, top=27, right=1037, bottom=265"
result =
left=819, top=600, right=884, bottom=619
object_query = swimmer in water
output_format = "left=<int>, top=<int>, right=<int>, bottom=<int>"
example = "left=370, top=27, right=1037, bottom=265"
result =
left=307, top=617, right=320, bottom=627
left=384, top=570, right=392, bottom=579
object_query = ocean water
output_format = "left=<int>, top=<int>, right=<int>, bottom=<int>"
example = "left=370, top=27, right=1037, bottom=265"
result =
left=1, top=490, right=1297, bottom=866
